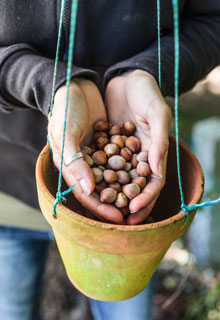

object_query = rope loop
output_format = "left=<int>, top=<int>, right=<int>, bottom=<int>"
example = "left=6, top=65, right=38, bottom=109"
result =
left=52, top=185, right=75, bottom=217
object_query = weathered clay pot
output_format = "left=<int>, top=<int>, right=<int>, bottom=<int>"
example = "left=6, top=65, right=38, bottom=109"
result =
left=36, top=137, right=203, bottom=301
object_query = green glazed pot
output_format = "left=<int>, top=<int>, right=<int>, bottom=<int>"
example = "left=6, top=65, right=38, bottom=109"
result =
left=36, top=137, right=203, bottom=301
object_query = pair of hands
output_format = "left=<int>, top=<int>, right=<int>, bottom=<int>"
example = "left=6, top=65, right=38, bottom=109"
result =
left=48, top=70, right=172, bottom=225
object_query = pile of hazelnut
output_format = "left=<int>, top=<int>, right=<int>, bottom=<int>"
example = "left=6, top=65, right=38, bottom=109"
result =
left=82, top=121, right=151, bottom=217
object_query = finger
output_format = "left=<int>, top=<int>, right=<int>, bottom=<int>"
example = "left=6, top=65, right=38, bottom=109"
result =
left=56, top=160, right=123, bottom=224
left=51, top=149, right=123, bottom=224
left=129, top=169, right=166, bottom=213
left=148, top=104, right=171, bottom=178
left=126, top=196, right=159, bottom=225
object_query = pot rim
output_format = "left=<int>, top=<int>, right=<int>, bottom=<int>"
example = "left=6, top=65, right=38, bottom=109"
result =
left=36, top=136, right=204, bottom=232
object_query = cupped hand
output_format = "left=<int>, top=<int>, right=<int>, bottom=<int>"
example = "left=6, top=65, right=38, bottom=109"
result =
left=48, top=79, right=123, bottom=224
left=105, top=70, right=172, bottom=225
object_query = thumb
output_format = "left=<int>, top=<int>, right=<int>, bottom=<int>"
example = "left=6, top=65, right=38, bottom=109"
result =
left=148, top=104, right=171, bottom=178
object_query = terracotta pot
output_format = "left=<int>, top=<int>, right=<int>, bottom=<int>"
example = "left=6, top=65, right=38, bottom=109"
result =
left=35, top=137, right=203, bottom=301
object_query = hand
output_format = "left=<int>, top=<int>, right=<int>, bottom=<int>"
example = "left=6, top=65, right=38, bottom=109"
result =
left=48, top=79, right=123, bottom=224
left=105, top=70, right=172, bottom=225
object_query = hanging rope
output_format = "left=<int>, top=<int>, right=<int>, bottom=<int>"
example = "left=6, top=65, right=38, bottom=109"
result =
left=48, top=0, right=78, bottom=217
left=157, top=0, right=161, bottom=89
left=171, top=0, right=220, bottom=224
left=49, top=0, right=220, bottom=220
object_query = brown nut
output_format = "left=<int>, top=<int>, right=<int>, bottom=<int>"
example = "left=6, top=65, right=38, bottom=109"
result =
left=122, top=121, right=136, bottom=135
left=95, top=181, right=107, bottom=194
left=94, top=120, right=111, bottom=132
left=137, top=151, right=149, bottom=162
left=132, top=177, right=147, bottom=189
left=137, top=162, right=151, bottom=177
left=121, top=135, right=127, bottom=142
left=92, top=150, right=107, bottom=165
left=84, top=154, right=94, bottom=167
left=124, top=162, right=132, bottom=172
left=96, top=136, right=109, bottom=149
left=110, top=135, right=125, bottom=148
left=92, top=167, right=103, bottom=183
left=120, top=206, right=130, bottom=217
left=114, top=192, right=129, bottom=208
left=117, top=170, right=130, bottom=184
left=108, top=125, right=121, bottom=136
left=98, top=165, right=105, bottom=171
left=82, top=146, right=93, bottom=155
left=120, top=147, right=132, bottom=161
left=125, top=136, right=140, bottom=153
left=103, top=170, right=118, bottom=184
left=123, top=183, right=141, bottom=199
left=100, top=188, right=117, bottom=203
left=104, top=143, right=119, bottom=157
left=108, top=155, right=126, bottom=171
left=129, top=168, right=139, bottom=180
left=88, top=144, right=97, bottom=154
left=131, top=154, right=138, bottom=168
left=94, top=131, right=108, bottom=141
left=108, top=182, right=121, bottom=193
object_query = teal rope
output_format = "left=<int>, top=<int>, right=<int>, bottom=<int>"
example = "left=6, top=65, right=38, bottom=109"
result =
left=49, top=0, right=66, bottom=118
left=157, top=0, right=161, bottom=89
left=52, top=185, right=75, bottom=217
left=171, top=0, right=220, bottom=224
left=53, top=0, right=79, bottom=217
left=47, top=0, right=66, bottom=168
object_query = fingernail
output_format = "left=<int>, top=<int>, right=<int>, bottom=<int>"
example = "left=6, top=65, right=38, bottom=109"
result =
left=80, top=179, right=91, bottom=195
left=158, top=160, right=163, bottom=178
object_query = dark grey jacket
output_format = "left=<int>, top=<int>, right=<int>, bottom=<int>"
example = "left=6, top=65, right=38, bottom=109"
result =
left=0, top=0, right=219, bottom=208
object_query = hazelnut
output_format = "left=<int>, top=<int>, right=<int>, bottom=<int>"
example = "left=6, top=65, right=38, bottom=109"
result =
left=137, top=162, right=151, bottom=177
left=94, top=131, right=108, bottom=141
left=121, top=135, right=127, bottom=142
left=108, top=155, right=126, bottom=170
left=120, top=147, right=132, bottom=161
left=94, top=120, right=111, bottom=132
left=100, top=188, right=117, bottom=203
left=129, top=168, right=138, bottom=180
left=88, top=144, right=97, bottom=153
left=124, top=162, right=132, bottom=172
left=92, top=167, right=103, bottom=183
left=96, top=136, right=109, bottom=149
left=116, top=171, right=130, bottom=184
left=82, top=146, right=93, bottom=155
left=110, top=135, right=124, bottom=148
left=84, top=154, right=94, bottom=167
left=98, top=165, right=105, bottom=171
left=131, top=154, right=138, bottom=168
left=92, top=150, right=107, bottom=165
left=95, top=181, right=107, bottom=194
left=108, top=182, right=121, bottom=193
left=114, top=192, right=129, bottom=208
left=125, top=136, right=140, bottom=153
left=123, top=183, right=141, bottom=199
left=122, top=121, right=136, bottom=135
left=137, top=151, right=148, bottom=162
left=103, top=170, right=118, bottom=184
left=104, top=143, right=119, bottom=157
left=120, top=206, right=130, bottom=217
left=108, top=125, right=121, bottom=136
left=132, top=177, right=147, bottom=189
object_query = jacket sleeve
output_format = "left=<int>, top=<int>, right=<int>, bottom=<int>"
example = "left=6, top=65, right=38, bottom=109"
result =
left=104, top=0, right=220, bottom=97
left=0, top=44, right=99, bottom=116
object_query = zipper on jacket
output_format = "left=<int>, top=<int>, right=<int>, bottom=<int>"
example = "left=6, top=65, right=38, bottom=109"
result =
left=62, top=0, right=71, bottom=61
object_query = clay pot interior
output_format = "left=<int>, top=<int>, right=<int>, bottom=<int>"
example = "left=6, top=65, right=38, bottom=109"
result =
left=42, top=137, right=203, bottom=224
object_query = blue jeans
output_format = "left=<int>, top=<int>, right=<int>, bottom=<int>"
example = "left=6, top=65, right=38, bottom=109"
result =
left=0, top=226, right=156, bottom=320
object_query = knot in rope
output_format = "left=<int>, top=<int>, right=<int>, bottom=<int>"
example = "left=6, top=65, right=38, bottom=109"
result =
left=180, top=203, right=190, bottom=225
left=52, top=185, right=75, bottom=217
